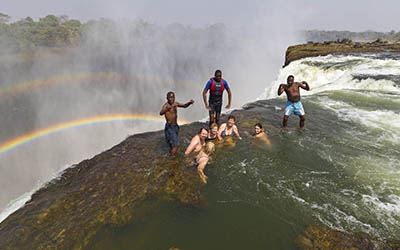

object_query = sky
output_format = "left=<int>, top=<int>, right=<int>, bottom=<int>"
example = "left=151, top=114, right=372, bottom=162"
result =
left=3, top=0, right=400, bottom=31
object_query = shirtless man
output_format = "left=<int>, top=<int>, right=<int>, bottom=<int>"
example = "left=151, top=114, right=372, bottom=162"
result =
left=278, top=75, right=310, bottom=128
left=184, top=127, right=209, bottom=156
left=160, top=91, right=194, bottom=156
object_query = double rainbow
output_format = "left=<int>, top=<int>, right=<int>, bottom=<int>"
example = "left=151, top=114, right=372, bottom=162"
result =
left=0, top=114, right=189, bottom=155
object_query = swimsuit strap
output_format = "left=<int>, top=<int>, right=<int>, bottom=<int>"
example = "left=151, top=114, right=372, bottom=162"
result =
left=224, top=125, right=234, bottom=136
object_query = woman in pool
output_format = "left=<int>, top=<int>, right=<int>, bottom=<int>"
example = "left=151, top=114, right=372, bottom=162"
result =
left=217, top=115, right=242, bottom=141
left=206, top=123, right=218, bottom=142
left=196, top=141, right=215, bottom=184
left=253, top=123, right=272, bottom=146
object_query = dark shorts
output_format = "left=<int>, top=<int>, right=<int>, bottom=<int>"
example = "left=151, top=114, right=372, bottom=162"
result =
left=165, top=124, right=179, bottom=148
left=209, top=97, right=222, bottom=114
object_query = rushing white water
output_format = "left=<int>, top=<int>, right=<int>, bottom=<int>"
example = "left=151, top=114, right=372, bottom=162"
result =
left=254, top=53, right=400, bottom=238
left=262, top=54, right=400, bottom=99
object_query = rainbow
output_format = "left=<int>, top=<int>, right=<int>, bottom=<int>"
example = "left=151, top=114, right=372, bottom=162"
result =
left=0, top=72, right=124, bottom=97
left=0, top=72, right=200, bottom=98
left=0, top=114, right=189, bottom=155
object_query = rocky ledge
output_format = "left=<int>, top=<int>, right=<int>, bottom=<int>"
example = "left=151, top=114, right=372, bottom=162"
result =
left=284, top=39, right=400, bottom=66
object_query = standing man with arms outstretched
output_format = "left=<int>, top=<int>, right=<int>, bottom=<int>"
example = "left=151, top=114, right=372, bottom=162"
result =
left=160, top=91, right=194, bottom=157
left=203, top=69, right=232, bottom=126
left=278, top=75, right=310, bottom=128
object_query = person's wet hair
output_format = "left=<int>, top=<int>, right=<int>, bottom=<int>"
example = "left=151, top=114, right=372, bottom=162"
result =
left=210, top=123, right=218, bottom=129
left=166, top=91, right=175, bottom=98
left=255, top=123, right=263, bottom=129
left=215, top=69, right=222, bottom=76
left=199, top=127, right=209, bottom=134
left=227, top=115, right=236, bottom=121
left=287, top=75, right=294, bottom=80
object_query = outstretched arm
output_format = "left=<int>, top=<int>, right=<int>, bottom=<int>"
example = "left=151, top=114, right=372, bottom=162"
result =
left=233, top=125, right=242, bottom=140
left=299, top=81, right=310, bottom=91
left=184, top=137, right=198, bottom=156
left=225, top=89, right=232, bottom=109
left=278, top=84, right=286, bottom=95
left=177, top=100, right=194, bottom=108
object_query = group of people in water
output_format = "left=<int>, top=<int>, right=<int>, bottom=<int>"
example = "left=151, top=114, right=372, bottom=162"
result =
left=160, top=69, right=309, bottom=183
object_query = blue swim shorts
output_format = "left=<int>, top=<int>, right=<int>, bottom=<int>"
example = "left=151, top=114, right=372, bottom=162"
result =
left=165, top=124, right=179, bottom=148
left=284, top=101, right=305, bottom=116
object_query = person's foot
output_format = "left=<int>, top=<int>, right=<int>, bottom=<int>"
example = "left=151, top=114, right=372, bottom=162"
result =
left=200, top=174, right=207, bottom=184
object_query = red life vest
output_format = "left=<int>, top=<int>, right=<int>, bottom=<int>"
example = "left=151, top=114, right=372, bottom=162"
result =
left=210, top=77, right=225, bottom=96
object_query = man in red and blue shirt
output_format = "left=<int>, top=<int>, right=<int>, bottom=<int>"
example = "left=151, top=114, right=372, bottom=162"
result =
left=202, top=69, right=232, bottom=126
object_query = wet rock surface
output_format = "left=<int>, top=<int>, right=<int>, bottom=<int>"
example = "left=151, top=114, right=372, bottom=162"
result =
left=0, top=122, right=210, bottom=249
left=0, top=97, right=399, bottom=249
left=296, top=225, right=400, bottom=250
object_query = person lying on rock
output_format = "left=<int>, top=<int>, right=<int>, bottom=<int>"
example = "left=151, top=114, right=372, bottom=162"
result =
left=196, top=142, right=215, bottom=184
left=160, top=91, right=194, bottom=157
left=184, top=127, right=209, bottom=156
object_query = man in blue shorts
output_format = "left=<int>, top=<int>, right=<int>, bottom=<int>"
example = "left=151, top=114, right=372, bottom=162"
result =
left=277, top=75, right=310, bottom=128
left=202, top=69, right=232, bottom=126
left=160, top=91, right=194, bottom=156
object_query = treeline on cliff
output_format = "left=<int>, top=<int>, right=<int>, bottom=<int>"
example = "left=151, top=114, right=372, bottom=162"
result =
left=0, top=14, right=83, bottom=50
left=2, top=13, right=400, bottom=53
left=305, top=30, right=400, bottom=43
left=0, top=13, right=229, bottom=56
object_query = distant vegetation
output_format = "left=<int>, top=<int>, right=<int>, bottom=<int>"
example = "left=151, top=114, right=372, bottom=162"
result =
left=0, top=14, right=82, bottom=50
left=1, top=13, right=400, bottom=53
left=304, top=30, right=400, bottom=43
left=0, top=13, right=228, bottom=55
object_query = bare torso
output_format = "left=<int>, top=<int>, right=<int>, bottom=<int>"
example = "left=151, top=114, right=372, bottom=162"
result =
left=162, top=102, right=178, bottom=125
left=283, top=82, right=301, bottom=102
left=193, top=135, right=205, bottom=152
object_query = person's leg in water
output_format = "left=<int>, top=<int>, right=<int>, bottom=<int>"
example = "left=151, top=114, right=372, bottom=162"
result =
left=283, top=102, right=292, bottom=128
left=282, top=115, right=289, bottom=128
left=197, top=155, right=209, bottom=183
left=170, top=146, right=179, bottom=156
left=299, top=115, right=306, bottom=128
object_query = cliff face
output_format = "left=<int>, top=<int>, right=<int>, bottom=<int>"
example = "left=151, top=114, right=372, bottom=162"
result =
left=284, top=40, right=400, bottom=67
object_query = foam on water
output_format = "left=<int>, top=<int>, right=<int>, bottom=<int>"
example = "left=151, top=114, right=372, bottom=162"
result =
left=262, top=54, right=400, bottom=100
